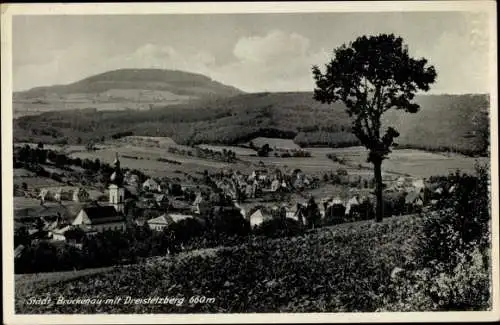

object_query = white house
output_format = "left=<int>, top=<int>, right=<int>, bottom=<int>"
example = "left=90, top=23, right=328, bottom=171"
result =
left=412, top=179, right=426, bottom=192
left=271, top=179, right=281, bottom=192
left=51, top=225, right=72, bottom=241
left=147, top=215, right=171, bottom=232
left=72, top=187, right=90, bottom=202
left=143, top=178, right=161, bottom=192
left=38, top=188, right=55, bottom=203
left=54, top=188, right=72, bottom=202
left=169, top=214, right=194, bottom=223
left=405, top=191, right=424, bottom=208
left=248, top=209, right=271, bottom=228
left=345, top=196, right=360, bottom=216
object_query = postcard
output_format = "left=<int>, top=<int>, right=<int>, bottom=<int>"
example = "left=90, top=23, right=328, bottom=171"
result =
left=2, top=1, right=498, bottom=324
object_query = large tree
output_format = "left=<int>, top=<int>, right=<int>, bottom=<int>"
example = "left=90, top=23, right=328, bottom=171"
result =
left=312, top=34, right=437, bottom=222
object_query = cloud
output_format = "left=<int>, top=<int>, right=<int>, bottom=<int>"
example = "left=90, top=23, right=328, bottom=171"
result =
left=412, top=23, right=489, bottom=94
left=14, top=44, right=217, bottom=91
left=213, top=30, right=329, bottom=92
left=14, top=30, right=328, bottom=93
left=233, top=30, right=310, bottom=63
left=15, top=27, right=489, bottom=94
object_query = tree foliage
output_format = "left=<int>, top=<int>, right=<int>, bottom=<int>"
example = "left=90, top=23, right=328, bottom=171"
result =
left=313, top=33, right=437, bottom=162
left=313, top=34, right=437, bottom=221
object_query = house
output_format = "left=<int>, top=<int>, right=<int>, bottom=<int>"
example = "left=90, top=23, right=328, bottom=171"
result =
left=54, top=188, right=72, bottom=202
left=248, top=209, right=266, bottom=227
left=124, top=172, right=140, bottom=186
left=293, top=178, right=305, bottom=190
left=38, top=188, right=55, bottom=203
left=286, top=211, right=298, bottom=221
left=137, top=197, right=159, bottom=210
left=248, top=171, right=257, bottom=181
left=405, top=191, right=424, bottom=208
left=271, top=179, right=281, bottom=192
left=258, top=173, right=268, bottom=182
left=154, top=194, right=169, bottom=209
left=244, top=183, right=253, bottom=198
left=147, top=215, right=172, bottom=231
left=169, top=198, right=192, bottom=213
left=192, top=193, right=211, bottom=215
left=395, top=176, right=408, bottom=188
left=247, top=207, right=274, bottom=227
left=345, top=196, right=360, bottom=216
left=51, top=225, right=71, bottom=241
left=43, top=218, right=61, bottom=232
left=143, top=178, right=161, bottom=192
left=72, top=188, right=90, bottom=202
left=412, top=179, right=426, bottom=192
left=72, top=206, right=126, bottom=233
left=169, top=214, right=194, bottom=223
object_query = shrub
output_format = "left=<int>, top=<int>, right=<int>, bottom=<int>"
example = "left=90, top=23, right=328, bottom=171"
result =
left=419, top=163, right=490, bottom=267
left=253, top=218, right=304, bottom=238
left=379, top=163, right=491, bottom=311
left=379, top=246, right=491, bottom=311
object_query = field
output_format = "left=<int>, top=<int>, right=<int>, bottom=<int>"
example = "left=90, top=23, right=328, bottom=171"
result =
left=13, top=174, right=63, bottom=190
left=10, top=136, right=481, bottom=185
left=68, top=143, right=233, bottom=179
left=15, top=214, right=422, bottom=313
left=322, top=147, right=487, bottom=178
left=55, top=137, right=483, bottom=180
left=13, top=101, right=155, bottom=119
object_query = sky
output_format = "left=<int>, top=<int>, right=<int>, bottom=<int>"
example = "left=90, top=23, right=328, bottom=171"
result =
left=12, top=11, right=491, bottom=94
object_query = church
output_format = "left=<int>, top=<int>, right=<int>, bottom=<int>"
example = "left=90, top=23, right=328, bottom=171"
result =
left=71, top=153, right=127, bottom=233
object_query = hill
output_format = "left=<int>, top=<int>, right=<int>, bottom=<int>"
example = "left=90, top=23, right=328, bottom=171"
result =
left=13, top=92, right=490, bottom=156
left=13, top=69, right=243, bottom=117
left=15, top=214, right=422, bottom=313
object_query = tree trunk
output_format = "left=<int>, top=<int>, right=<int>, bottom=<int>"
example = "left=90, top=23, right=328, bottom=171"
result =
left=373, top=159, right=384, bottom=222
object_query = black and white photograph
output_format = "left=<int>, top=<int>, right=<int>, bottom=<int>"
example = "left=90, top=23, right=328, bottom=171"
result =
left=2, top=2, right=498, bottom=323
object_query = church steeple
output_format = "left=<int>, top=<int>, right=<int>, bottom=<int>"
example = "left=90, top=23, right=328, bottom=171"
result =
left=109, top=152, right=125, bottom=213
left=110, top=152, right=124, bottom=186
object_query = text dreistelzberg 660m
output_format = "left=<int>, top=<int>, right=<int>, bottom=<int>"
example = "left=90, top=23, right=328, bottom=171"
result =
left=25, top=295, right=216, bottom=306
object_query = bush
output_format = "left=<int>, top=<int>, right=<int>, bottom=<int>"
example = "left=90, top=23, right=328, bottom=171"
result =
left=379, top=246, right=491, bottom=311
left=419, top=163, right=490, bottom=267
left=253, top=218, right=304, bottom=238
left=379, top=163, right=491, bottom=311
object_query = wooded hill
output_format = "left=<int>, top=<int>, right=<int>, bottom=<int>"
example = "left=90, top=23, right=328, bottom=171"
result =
left=13, top=91, right=489, bottom=156
left=14, top=69, right=244, bottom=109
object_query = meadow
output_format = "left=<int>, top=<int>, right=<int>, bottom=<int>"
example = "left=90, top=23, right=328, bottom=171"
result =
left=322, top=147, right=487, bottom=178
left=58, top=137, right=483, bottom=180
left=15, top=214, right=422, bottom=313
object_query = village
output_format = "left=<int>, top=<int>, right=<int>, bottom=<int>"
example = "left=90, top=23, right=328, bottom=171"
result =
left=13, top=140, right=457, bottom=265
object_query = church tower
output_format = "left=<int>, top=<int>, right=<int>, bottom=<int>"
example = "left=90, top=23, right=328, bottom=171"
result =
left=109, top=153, right=125, bottom=213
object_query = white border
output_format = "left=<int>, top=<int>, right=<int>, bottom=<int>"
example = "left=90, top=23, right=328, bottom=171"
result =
left=1, top=2, right=499, bottom=324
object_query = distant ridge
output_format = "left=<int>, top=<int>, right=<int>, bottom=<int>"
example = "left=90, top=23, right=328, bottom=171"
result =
left=14, top=91, right=490, bottom=156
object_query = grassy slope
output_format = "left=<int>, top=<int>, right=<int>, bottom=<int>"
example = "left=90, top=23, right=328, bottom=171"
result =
left=16, top=214, right=422, bottom=313
left=13, top=92, right=489, bottom=155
